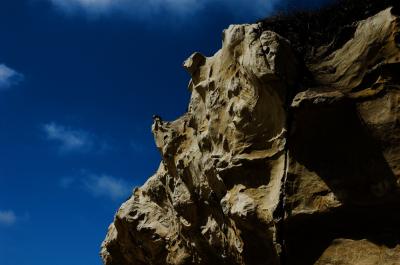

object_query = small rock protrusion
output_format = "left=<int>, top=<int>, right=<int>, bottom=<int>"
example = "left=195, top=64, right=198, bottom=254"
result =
left=183, top=52, right=206, bottom=76
left=152, top=114, right=163, bottom=130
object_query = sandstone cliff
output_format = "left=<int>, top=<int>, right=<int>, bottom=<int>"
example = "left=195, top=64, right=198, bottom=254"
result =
left=101, top=1, right=400, bottom=264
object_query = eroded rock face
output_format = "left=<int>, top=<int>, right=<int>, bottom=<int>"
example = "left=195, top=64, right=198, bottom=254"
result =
left=102, top=3, right=400, bottom=265
left=315, top=239, right=400, bottom=265
left=283, top=7, right=400, bottom=265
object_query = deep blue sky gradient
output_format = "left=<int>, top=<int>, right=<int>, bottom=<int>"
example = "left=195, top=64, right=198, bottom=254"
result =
left=0, top=1, right=333, bottom=264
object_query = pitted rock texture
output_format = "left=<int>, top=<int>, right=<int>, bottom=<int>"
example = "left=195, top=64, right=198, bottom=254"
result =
left=102, top=2, right=400, bottom=265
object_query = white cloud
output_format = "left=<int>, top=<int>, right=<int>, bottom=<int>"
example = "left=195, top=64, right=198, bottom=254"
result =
left=0, top=64, right=23, bottom=91
left=43, top=122, right=96, bottom=153
left=0, top=210, right=17, bottom=226
left=83, top=174, right=132, bottom=200
left=60, top=172, right=132, bottom=200
left=49, top=0, right=279, bottom=19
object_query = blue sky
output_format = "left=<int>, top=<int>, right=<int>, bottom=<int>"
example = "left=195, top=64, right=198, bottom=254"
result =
left=0, top=0, right=333, bottom=264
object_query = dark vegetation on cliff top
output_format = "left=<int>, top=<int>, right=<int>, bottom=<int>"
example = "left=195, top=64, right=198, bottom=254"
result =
left=261, top=0, right=399, bottom=61
left=260, top=0, right=400, bottom=88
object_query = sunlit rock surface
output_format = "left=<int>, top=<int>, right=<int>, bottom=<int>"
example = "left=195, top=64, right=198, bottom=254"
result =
left=102, top=1, right=400, bottom=264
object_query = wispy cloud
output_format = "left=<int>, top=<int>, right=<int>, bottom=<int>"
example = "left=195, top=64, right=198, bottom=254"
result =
left=43, top=122, right=94, bottom=153
left=50, top=0, right=200, bottom=16
left=60, top=172, right=132, bottom=200
left=42, top=122, right=111, bottom=154
left=0, top=64, right=23, bottom=91
left=0, top=210, right=17, bottom=226
left=48, top=0, right=281, bottom=19
left=83, top=174, right=131, bottom=200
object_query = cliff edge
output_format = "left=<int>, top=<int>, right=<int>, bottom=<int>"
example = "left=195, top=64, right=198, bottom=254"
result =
left=101, top=1, right=400, bottom=264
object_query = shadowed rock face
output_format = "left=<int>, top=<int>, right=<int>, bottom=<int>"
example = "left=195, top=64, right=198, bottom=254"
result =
left=101, top=2, right=400, bottom=265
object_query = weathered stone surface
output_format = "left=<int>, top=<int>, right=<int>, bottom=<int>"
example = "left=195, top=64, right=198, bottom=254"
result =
left=315, top=239, right=400, bottom=265
left=102, top=23, right=297, bottom=265
left=102, top=2, right=400, bottom=265
left=284, top=6, right=400, bottom=265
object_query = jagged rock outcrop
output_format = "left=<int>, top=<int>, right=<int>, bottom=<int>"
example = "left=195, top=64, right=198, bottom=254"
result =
left=101, top=1, right=400, bottom=264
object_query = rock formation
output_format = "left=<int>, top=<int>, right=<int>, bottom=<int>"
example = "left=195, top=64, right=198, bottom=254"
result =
left=101, top=1, right=400, bottom=264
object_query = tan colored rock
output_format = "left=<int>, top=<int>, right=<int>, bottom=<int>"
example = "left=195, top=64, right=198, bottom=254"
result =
left=286, top=7, right=400, bottom=216
left=102, top=22, right=297, bottom=265
left=284, top=6, right=400, bottom=265
left=315, top=239, right=400, bottom=265
left=102, top=3, right=400, bottom=265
